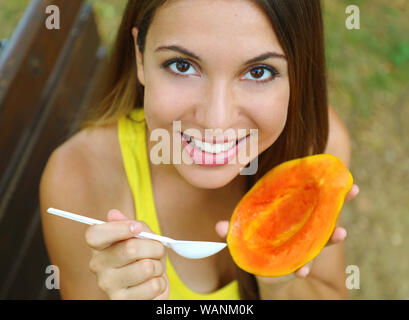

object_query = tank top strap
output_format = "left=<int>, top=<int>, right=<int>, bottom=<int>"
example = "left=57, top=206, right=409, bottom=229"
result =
left=117, top=108, right=161, bottom=234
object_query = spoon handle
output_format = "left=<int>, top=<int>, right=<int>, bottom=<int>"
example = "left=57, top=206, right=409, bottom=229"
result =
left=47, top=208, right=105, bottom=225
left=135, top=232, right=175, bottom=244
left=47, top=208, right=175, bottom=246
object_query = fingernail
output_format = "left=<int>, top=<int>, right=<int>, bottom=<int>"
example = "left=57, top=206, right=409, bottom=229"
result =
left=340, top=228, right=347, bottom=240
left=130, top=223, right=140, bottom=234
left=300, top=267, right=310, bottom=277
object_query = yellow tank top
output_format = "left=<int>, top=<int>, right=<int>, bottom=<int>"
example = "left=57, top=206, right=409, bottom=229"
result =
left=117, top=107, right=240, bottom=300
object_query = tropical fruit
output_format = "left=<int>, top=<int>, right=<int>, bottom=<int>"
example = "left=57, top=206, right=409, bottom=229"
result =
left=227, top=153, right=353, bottom=277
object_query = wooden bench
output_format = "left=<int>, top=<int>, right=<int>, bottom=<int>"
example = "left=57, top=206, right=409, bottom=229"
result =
left=0, top=0, right=106, bottom=299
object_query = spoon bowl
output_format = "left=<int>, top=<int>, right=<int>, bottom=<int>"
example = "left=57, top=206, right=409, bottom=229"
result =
left=166, top=240, right=226, bottom=259
left=47, top=208, right=227, bottom=259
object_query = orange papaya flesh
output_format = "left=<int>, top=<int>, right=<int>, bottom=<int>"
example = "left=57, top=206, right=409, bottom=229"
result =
left=227, top=153, right=353, bottom=277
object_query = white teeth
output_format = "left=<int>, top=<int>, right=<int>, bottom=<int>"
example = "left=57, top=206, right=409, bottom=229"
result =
left=189, top=137, right=237, bottom=154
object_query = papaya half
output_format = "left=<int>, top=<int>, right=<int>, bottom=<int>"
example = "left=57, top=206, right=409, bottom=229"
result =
left=227, top=153, right=353, bottom=277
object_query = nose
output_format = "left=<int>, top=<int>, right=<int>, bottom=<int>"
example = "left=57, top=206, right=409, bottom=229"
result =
left=195, top=79, right=239, bottom=131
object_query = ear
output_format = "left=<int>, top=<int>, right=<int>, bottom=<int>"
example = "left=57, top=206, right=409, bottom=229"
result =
left=131, top=27, right=145, bottom=86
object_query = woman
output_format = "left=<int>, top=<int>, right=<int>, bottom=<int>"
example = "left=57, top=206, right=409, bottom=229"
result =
left=40, top=0, right=359, bottom=299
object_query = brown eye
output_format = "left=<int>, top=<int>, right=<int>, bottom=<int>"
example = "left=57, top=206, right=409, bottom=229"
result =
left=250, top=68, right=264, bottom=79
left=243, top=65, right=279, bottom=83
left=176, top=61, right=190, bottom=73
left=163, top=58, right=197, bottom=76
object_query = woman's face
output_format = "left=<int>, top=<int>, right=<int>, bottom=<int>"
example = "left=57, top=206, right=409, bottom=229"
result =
left=133, top=0, right=290, bottom=189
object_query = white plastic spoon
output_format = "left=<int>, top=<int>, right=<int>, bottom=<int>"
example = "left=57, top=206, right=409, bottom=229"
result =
left=47, top=208, right=227, bottom=259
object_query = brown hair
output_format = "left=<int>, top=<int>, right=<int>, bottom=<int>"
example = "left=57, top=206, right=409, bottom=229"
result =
left=78, top=0, right=329, bottom=299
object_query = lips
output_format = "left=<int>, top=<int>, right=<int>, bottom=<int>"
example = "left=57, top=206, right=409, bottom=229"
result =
left=179, top=130, right=249, bottom=167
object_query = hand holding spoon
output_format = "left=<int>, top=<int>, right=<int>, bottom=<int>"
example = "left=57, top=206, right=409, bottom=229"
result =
left=47, top=208, right=227, bottom=259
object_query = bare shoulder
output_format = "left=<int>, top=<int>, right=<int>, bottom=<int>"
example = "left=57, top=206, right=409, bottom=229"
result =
left=39, top=124, right=131, bottom=299
left=40, top=124, right=128, bottom=220
left=325, top=105, right=351, bottom=169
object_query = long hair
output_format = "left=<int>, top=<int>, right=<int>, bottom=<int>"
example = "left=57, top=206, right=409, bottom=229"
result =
left=78, top=0, right=329, bottom=299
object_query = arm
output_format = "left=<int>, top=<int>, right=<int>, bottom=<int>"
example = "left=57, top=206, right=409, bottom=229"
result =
left=40, top=136, right=169, bottom=300
left=257, top=106, right=352, bottom=299
left=40, top=142, right=110, bottom=299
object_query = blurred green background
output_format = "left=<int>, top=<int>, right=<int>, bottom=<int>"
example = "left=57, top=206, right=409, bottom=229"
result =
left=1, top=0, right=408, bottom=299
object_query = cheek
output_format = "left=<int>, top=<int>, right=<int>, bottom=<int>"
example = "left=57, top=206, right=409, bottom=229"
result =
left=144, top=71, right=198, bottom=126
left=244, top=82, right=290, bottom=145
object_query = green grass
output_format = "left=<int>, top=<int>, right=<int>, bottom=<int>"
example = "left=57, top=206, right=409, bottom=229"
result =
left=0, top=0, right=31, bottom=40
left=0, top=0, right=127, bottom=47
left=323, top=0, right=409, bottom=119
left=86, top=0, right=127, bottom=48
left=1, top=0, right=408, bottom=299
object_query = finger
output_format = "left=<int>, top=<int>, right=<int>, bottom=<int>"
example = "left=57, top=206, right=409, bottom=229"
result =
left=85, top=219, right=143, bottom=251
left=345, top=184, right=359, bottom=202
left=295, top=266, right=310, bottom=278
left=107, top=258, right=166, bottom=291
left=294, top=260, right=313, bottom=278
left=215, top=220, right=229, bottom=239
left=119, top=275, right=167, bottom=300
left=294, top=229, right=348, bottom=278
left=107, top=209, right=130, bottom=222
left=93, top=238, right=166, bottom=269
left=153, top=274, right=170, bottom=300
left=325, top=227, right=347, bottom=248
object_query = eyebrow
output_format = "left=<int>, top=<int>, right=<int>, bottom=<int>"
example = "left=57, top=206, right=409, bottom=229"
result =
left=155, top=45, right=287, bottom=64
